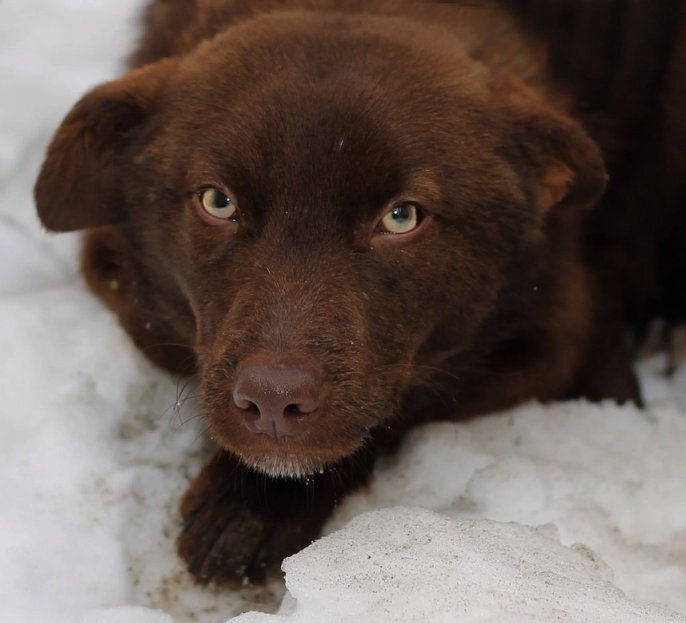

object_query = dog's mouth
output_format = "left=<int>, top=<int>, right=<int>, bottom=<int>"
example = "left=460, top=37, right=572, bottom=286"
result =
left=215, top=428, right=373, bottom=477
left=203, top=396, right=384, bottom=478
left=200, top=353, right=396, bottom=477
left=235, top=448, right=346, bottom=479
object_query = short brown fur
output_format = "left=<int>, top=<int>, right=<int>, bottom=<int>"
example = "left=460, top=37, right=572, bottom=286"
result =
left=35, top=0, right=685, bottom=584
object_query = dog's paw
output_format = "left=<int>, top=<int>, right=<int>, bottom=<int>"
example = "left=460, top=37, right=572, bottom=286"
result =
left=177, top=451, right=276, bottom=585
left=177, top=451, right=334, bottom=586
left=636, top=319, right=686, bottom=376
left=666, top=324, right=686, bottom=375
left=178, top=487, right=272, bottom=585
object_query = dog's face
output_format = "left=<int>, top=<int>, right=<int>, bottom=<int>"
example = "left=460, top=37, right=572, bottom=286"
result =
left=35, top=11, right=605, bottom=476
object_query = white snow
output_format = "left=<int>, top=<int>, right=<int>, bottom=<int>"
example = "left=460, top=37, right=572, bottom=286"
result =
left=1, top=2, right=685, bottom=623
left=234, top=508, right=685, bottom=623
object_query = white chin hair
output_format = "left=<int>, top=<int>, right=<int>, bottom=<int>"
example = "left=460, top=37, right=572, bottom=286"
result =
left=243, top=453, right=327, bottom=479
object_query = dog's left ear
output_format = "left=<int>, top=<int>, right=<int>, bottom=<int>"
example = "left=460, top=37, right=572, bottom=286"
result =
left=495, top=77, right=608, bottom=215
left=35, top=59, right=175, bottom=232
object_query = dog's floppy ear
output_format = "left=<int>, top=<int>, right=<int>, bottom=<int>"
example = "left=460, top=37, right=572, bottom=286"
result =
left=495, top=77, right=608, bottom=215
left=35, top=59, right=174, bottom=232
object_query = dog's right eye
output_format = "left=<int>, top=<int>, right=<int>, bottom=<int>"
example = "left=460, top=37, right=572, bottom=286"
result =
left=198, top=188, right=238, bottom=221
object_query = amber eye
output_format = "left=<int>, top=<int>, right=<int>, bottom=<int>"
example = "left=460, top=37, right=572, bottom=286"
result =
left=380, top=201, right=423, bottom=234
left=199, top=188, right=238, bottom=220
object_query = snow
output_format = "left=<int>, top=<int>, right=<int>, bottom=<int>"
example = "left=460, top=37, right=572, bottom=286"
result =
left=327, top=384, right=686, bottom=613
left=234, top=508, right=684, bottom=623
left=1, top=1, right=685, bottom=622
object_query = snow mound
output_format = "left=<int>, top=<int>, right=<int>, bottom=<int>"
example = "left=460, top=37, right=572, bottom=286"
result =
left=233, top=507, right=685, bottom=623
left=328, top=385, right=686, bottom=613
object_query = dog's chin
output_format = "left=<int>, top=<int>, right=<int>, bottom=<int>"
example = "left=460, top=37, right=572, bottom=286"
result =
left=222, top=437, right=369, bottom=479
left=236, top=452, right=335, bottom=479
left=208, top=413, right=376, bottom=478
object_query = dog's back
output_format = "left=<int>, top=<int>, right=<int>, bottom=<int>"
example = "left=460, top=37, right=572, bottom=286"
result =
left=504, top=0, right=686, bottom=325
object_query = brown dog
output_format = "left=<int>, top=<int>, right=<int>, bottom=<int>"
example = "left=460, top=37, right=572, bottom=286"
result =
left=34, top=0, right=685, bottom=584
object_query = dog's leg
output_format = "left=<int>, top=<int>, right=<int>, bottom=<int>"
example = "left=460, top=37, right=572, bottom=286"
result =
left=572, top=308, right=642, bottom=405
left=177, top=449, right=374, bottom=585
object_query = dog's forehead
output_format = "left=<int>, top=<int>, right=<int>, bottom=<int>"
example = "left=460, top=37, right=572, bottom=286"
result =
left=176, top=83, right=406, bottom=217
left=167, top=9, right=489, bottom=147
left=153, top=12, right=507, bottom=230
left=164, top=60, right=433, bottom=225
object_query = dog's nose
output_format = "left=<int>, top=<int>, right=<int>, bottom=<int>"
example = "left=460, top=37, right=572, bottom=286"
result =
left=233, top=362, right=324, bottom=438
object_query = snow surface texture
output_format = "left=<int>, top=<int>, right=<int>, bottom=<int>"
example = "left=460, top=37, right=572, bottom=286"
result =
left=1, top=1, right=685, bottom=622
left=235, top=508, right=685, bottom=623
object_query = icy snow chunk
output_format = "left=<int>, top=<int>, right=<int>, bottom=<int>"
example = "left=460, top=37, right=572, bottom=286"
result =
left=232, top=508, right=685, bottom=623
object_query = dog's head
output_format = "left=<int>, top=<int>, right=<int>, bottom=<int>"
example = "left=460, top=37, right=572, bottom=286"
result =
left=35, top=10, right=605, bottom=476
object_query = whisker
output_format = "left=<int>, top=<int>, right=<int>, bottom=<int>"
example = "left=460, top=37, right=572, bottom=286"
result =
left=172, top=410, right=207, bottom=432
left=141, top=341, right=194, bottom=349
left=374, top=360, right=523, bottom=385
left=168, top=377, right=201, bottom=428
left=188, top=420, right=213, bottom=447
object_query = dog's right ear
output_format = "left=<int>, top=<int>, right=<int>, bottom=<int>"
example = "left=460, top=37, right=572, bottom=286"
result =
left=35, top=59, right=174, bottom=232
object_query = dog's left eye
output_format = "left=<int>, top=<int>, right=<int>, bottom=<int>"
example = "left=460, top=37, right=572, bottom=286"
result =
left=199, top=188, right=238, bottom=220
left=380, top=202, right=423, bottom=234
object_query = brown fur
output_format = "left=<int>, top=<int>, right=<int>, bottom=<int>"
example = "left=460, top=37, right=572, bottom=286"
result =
left=34, top=0, right=684, bottom=584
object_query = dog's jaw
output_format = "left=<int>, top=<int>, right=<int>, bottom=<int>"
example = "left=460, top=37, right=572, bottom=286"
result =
left=238, top=452, right=332, bottom=479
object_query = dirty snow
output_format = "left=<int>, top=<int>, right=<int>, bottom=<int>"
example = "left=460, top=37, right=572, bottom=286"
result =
left=1, top=1, right=685, bottom=622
